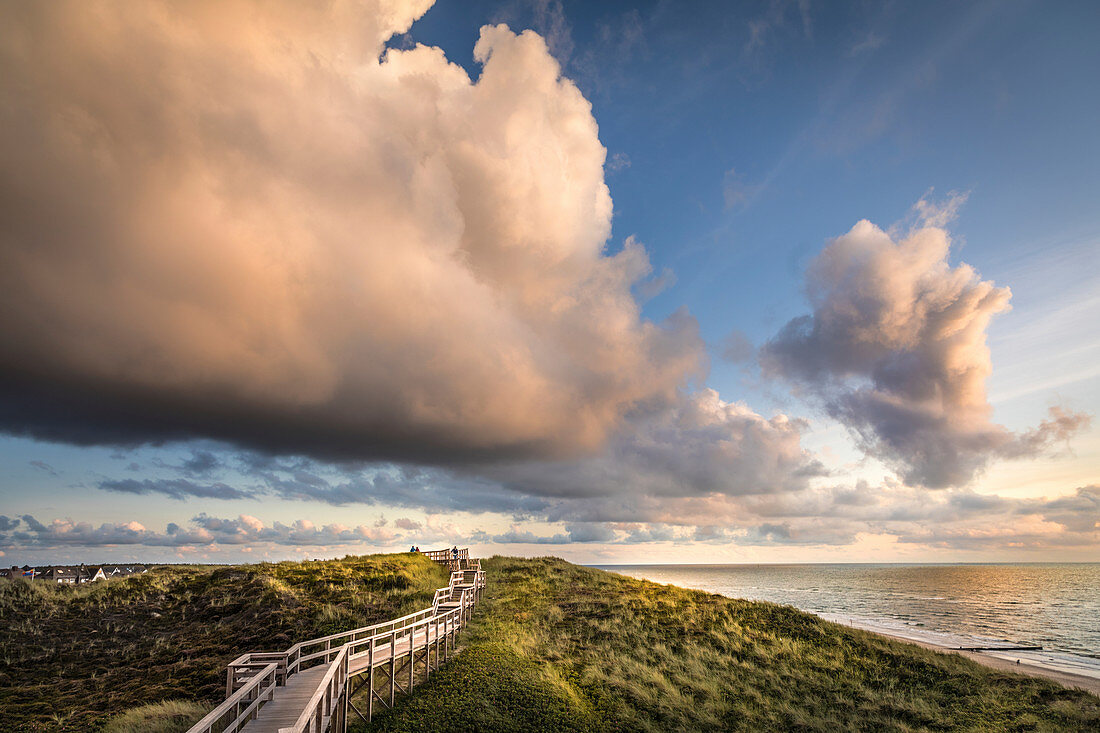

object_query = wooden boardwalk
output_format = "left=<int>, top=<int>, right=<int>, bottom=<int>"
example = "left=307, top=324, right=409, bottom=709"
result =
left=187, top=550, right=485, bottom=733
left=243, top=667, right=328, bottom=731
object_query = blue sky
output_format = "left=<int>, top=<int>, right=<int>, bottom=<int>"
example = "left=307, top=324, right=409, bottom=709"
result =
left=0, top=0, right=1096, bottom=564
left=411, top=0, right=1100, bottom=429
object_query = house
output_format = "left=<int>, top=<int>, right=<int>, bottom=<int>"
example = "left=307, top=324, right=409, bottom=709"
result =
left=79, top=565, right=107, bottom=583
left=0, top=562, right=152, bottom=582
left=104, top=565, right=143, bottom=578
left=42, top=566, right=79, bottom=584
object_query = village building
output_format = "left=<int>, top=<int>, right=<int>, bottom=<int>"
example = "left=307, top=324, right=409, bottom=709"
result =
left=80, top=565, right=108, bottom=583
left=0, top=562, right=154, bottom=581
left=41, top=566, right=79, bottom=584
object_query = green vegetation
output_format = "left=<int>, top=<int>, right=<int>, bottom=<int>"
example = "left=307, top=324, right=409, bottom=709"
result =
left=4, top=553, right=1097, bottom=732
left=102, top=700, right=208, bottom=733
left=363, top=557, right=1100, bottom=732
left=0, top=553, right=447, bottom=731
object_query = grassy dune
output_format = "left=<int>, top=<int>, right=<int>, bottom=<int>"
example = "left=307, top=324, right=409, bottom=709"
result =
left=3, top=554, right=1097, bottom=731
left=0, top=553, right=447, bottom=731
left=363, top=557, right=1100, bottom=732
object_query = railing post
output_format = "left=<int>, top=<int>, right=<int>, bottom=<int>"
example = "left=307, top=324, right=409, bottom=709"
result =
left=339, top=651, right=349, bottom=733
left=390, top=630, right=397, bottom=707
left=368, top=636, right=375, bottom=722
left=423, top=621, right=429, bottom=680
left=434, top=616, right=440, bottom=672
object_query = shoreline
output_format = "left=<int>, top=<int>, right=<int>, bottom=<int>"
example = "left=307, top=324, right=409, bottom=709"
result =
left=829, top=617, right=1100, bottom=697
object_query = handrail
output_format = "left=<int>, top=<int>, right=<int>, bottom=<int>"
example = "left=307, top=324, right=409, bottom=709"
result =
left=277, top=645, right=349, bottom=733
left=229, top=606, right=442, bottom=688
left=188, top=662, right=278, bottom=733
left=286, top=606, right=438, bottom=670
left=420, top=547, right=468, bottom=558
left=191, top=550, right=483, bottom=733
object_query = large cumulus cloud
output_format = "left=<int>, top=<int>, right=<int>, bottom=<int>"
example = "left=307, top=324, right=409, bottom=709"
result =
left=761, top=206, right=1087, bottom=487
left=0, top=0, right=700, bottom=462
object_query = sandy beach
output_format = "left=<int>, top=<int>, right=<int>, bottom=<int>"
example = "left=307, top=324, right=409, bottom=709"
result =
left=825, top=615, right=1100, bottom=697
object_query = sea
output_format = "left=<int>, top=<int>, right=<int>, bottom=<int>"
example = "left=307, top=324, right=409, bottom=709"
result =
left=595, top=563, right=1100, bottom=679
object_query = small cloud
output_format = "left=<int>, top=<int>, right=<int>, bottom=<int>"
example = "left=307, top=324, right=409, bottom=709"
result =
left=565, top=522, right=617, bottom=543
left=893, top=188, right=970, bottom=233
left=607, top=152, right=631, bottom=173
left=848, top=31, right=885, bottom=56
left=29, top=460, right=58, bottom=476
left=153, top=449, right=222, bottom=478
left=723, top=168, right=760, bottom=210
left=98, top=478, right=256, bottom=501
left=720, top=330, right=755, bottom=363
left=491, top=526, right=570, bottom=545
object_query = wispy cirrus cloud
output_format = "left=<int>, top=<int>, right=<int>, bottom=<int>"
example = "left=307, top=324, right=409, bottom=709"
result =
left=99, top=478, right=257, bottom=501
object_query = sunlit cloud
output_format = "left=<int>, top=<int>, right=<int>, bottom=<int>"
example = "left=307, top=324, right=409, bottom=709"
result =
left=761, top=196, right=1088, bottom=487
left=0, top=0, right=701, bottom=464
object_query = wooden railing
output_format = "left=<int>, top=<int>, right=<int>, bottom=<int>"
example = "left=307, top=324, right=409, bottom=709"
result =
left=189, top=551, right=485, bottom=733
left=278, top=645, right=349, bottom=733
left=419, top=547, right=468, bottom=563
left=188, top=662, right=279, bottom=733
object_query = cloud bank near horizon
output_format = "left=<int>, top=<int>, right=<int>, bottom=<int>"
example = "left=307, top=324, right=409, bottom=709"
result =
left=2, top=484, right=1096, bottom=558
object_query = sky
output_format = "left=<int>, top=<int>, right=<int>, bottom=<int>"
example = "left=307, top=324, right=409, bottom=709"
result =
left=0, top=0, right=1097, bottom=565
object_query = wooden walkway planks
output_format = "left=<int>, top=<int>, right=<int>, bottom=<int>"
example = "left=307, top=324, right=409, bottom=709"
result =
left=240, top=667, right=329, bottom=732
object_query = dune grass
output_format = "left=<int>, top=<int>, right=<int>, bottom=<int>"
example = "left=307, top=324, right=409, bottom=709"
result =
left=0, top=552, right=447, bottom=731
left=5, top=553, right=1097, bottom=731
left=362, top=556, right=1100, bottom=732
left=101, top=700, right=208, bottom=733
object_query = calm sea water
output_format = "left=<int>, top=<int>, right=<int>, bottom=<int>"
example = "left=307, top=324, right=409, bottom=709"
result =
left=595, top=564, right=1100, bottom=662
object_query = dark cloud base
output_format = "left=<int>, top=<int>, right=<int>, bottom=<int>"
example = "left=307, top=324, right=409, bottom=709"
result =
left=0, top=373, right=553, bottom=465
